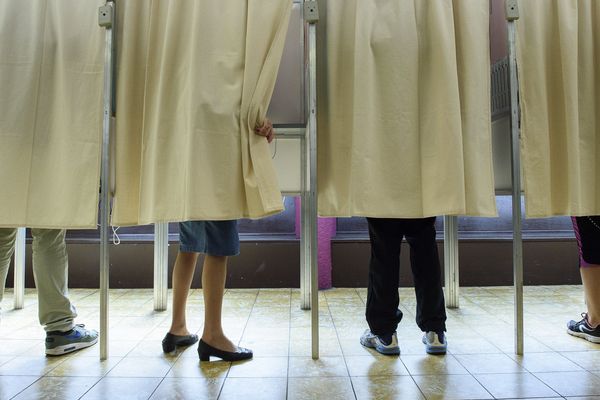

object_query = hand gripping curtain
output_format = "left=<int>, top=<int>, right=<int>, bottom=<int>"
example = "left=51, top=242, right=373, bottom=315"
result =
left=517, top=0, right=600, bottom=217
left=112, top=0, right=291, bottom=226
left=317, top=0, right=497, bottom=218
left=0, top=0, right=104, bottom=228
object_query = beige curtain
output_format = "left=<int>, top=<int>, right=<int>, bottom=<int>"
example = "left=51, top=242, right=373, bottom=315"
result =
left=318, top=0, right=496, bottom=218
left=112, top=1, right=291, bottom=226
left=0, top=0, right=104, bottom=229
left=517, top=0, right=600, bottom=217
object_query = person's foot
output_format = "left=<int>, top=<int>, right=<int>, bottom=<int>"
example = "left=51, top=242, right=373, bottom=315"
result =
left=360, top=329, right=400, bottom=355
left=45, top=324, right=98, bottom=356
left=162, top=332, right=199, bottom=353
left=422, top=331, right=447, bottom=355
left=198, top=334, right=252, bottom=362
left=567, top=313, right=600, bottom=344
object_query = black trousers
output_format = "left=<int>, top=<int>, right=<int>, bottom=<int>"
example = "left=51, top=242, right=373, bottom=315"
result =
left=366, top=217, right=447, bottom=335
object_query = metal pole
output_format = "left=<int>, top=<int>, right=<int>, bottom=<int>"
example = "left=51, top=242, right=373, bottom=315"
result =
left=154, top=223, right=169, bottom=311
left=304, top=0, right=320, bottom=360
left=99, top=1, right=116, bottom=360
left=505, top=0, right=524, bottom=355
left=443, top=216, right=459, bottom=308
left=300, top=139, right=310, bottom=309
left=13, top=228, right=26, bottom=309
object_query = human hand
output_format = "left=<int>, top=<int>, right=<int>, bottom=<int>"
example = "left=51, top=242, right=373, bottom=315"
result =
left=255, top=119, right=275, bottom=143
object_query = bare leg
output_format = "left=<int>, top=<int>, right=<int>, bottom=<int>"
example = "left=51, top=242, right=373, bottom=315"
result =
left=169, top=252, right=199, bottom=336
left=201, top=255, right=237, bottom=352
left=581, top=266, right=600, bottom=327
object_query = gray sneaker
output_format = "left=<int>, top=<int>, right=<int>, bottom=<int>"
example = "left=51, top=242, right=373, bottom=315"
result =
left=45, top=324, right=98, bottom=356
left=360, top=329, right=400, bottom=355
left=423, top=331, right=447, bottom=355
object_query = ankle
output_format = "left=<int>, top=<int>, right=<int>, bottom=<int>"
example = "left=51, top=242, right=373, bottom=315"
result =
left=587, top=315, right=600, bottom=328
left=169, top=325, right=190, bottom=336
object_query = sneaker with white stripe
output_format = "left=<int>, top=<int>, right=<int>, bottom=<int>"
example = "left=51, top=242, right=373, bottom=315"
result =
left=567, top=313, right=600, bottom=344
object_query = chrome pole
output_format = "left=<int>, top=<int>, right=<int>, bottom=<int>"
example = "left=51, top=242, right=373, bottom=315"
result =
left=154, top=223, right=169, bottom=311
left=443, top=216, right=460, bottom=308
left=13, top=228, right=26, bottom=309
left=505, top=0, right=524, bottom=355
left=98, top=0, right=116, bottom=360
left=304, top=0, right=320, bottom=360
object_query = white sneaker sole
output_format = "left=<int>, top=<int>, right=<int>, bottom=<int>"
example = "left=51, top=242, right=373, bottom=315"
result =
left=45, top=337, right=99, bottom=356
left=567, top=329, right=600, bottom=344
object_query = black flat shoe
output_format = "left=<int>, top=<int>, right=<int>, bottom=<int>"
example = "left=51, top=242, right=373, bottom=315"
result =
left=197, top=339, right=253, bottom=362
left=162, top=332, right=199, bottom=353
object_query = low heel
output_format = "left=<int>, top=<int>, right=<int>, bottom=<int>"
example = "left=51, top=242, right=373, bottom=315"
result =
left=199, top=352, right=210, bottom=362
left=162, top=342, right=175, bottom=353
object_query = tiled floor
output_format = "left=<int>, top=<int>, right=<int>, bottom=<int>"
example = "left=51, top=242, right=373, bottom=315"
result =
left=1, top=286, right=600, bottom=399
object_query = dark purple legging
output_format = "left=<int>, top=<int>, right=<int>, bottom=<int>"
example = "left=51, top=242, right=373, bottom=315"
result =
left=572, top=216, right=600, bottom=268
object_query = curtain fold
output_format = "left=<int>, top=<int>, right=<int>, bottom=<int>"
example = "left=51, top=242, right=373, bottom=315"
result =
left=112, top=0, right=290, bottom=226
left=317, top=0, right=496, bottom=218
left=0, top=0, right=104, bottom=229
left=517, top=0, right=600, bottom=217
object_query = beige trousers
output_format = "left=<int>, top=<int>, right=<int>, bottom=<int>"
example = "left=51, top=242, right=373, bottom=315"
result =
left=0, top=228, right=76, bottom=332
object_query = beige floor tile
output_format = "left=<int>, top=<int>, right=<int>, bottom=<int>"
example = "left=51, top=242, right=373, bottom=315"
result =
left=71, top=341, right=139, bottom=358
left=510, top=352, right=584, bottom=373
left=289, top=356, right=348, bottom=378
left=290, top=338, right=343, bottom=357
left=446, top=336, right=502, bottom=355
left=228, top=356, right=288, bottom=378
left=168, top=357, right=230, bottom=379
left=0, top=356, right=13, bottom=367
left=290, top=327, right=338, bottom=342
left=401, top=354, right=469, bottom=376
left=561, top=351, right=600, bottom=371
left=535, top=371, right=600, bottom=397
left=0, top=340, right=40, bottom=357
left=12, top=376, right=99, bottom=400
left=149, top=377, right=223, bottom=400
left=352, top=376, right=425, bottom=400
left=178, top=344, right=204, bottom=359
left=0, top=325, right=45, bottom=341
left=413, top=374, right=493, bottom=400
left=288, top=377, right=355, bottom=400
left=474, top=373, right=559, bottom=399
left=219, top=377, right=287, bottom=400
left=494, top=336, right=554, bottom=353
left=326, top=298, right=365, bottom=308
left=47, top=356, right=122, bottom=377
left=238, top=338, right=289, bottom=357
left=541, top=335, right=600, bottom=352
left=339, top=339, right=380, bottom=357
left=345, top=355, right=410, bottom=377
left=0, top=376, right=40, bottom=400
left=129, top=339, right=181, bottom=359
left=454, top=353, right=525, bottom=374
left=253, top=297, right=292, bottom=307
left=0, top=356, right=65, bottom=376
left=107, top=357, right=174, bottom=378
left=242, top=327, right=289, bottom=341
left=79, top=377, right=162, bottom=400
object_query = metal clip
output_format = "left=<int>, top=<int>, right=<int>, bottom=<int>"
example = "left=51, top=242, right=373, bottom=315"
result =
left=98, top=4, right=114, bottom=28
left=505, top=0, right=520, bottom=21
left=304, top=1, right=319, bottom=23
